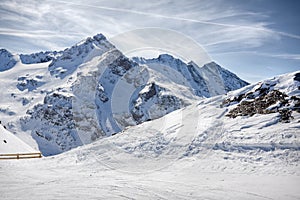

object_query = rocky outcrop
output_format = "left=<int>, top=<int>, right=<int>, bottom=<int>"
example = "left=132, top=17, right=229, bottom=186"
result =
left=0, top=49, right=17, bottom=72
left=0, top=33, right=251, bottom=156
left=223, top=81, right=300, bottom=123
left=20, top=51, right=62, bottom=64
left=131, top=82, right=184, bottom=124
left=21, top=92, right=81, bottom=156
left=109, top=56, right=136, bottom=76
left=17, top=75, right=45, bottom=91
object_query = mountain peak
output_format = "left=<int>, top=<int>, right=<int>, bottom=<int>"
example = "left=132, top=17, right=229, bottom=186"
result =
left=157, top=53, right=175, bottom=61
left=0, top=48, right=17, bottom=72
left=93, top=33, right=106, bottom=41
left=201, top=61, right=221, bottom=69
left=187, top=60, right=198, bottom=67
left=0, top=48, right=10, bottom=54
left=0, top=34, right=251, bottom=156
left=76, top=33, right=108, bottom=47
left=49, top=33, right=115, bottom=78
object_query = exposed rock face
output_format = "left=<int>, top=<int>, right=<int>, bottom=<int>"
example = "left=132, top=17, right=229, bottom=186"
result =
left=223, top=81, right=300, bottom=123
left=20, top=51, right=62, bottom=64
left=109, top=56, right=136, bottom=76
left=21, top=92, right=81, bottom=156
left=0, top=33, right=251, bottom=156
left=0, top=49, right=17, bottom=72
left=17, top=75, right=45, bottom=91
left=131, top=82, right=184, bottom=124
left=134, top=55, right=249, bottom=98
left=96, top=84, right=109, bottom=103
left=294, top=72, right=300, bottom=82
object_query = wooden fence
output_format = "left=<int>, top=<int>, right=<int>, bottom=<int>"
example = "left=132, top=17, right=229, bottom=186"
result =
left=0, top=152, right=42, bottom=160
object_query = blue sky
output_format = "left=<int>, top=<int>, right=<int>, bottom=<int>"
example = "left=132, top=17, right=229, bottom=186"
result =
left=0, top=0, right=299, bottom=83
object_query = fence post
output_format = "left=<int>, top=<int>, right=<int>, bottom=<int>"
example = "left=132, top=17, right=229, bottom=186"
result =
left=0, top=152, right=42, bottom=159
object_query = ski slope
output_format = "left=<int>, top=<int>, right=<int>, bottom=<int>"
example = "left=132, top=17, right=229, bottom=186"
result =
left=0, top=33, right=299, bottom=199
left=1, top=72, right=299, bottom=199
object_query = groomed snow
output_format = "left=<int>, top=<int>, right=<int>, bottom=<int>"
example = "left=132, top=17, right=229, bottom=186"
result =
left=0, top=39, right=299, bottom=199
left=1, top=91, right=299, bottom=199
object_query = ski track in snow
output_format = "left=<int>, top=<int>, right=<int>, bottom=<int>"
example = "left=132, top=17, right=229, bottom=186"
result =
left=1, top=154, right=299, bottom=200
left=1, top=95, right=300, bottom=199
left=0, top=36, right=299, bottom=199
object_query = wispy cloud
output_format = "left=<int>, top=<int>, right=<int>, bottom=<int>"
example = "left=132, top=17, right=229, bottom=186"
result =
left=0, top=0, right=299, bottom=83
left=212, top=51, right=300, bottom=61
left=47, top=0, right=300, bottom=41
left=0, top=0, right=288, bottom=52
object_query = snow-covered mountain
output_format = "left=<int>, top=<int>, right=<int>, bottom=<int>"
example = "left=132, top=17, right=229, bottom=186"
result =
left=0, top=49, right=17, bottom=72
left=133, top=54, right=248, bottom=97
left=1, top=33, right=299, bottom=199
left=1, top=70, right=298, bottom=200
left=0, top=33, right=248, bottom=156
left=51, top=70, right=299, bottom=174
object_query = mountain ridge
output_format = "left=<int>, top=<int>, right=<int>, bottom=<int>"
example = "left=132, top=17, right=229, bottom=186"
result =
left=0, top=33, right=249, bottom=155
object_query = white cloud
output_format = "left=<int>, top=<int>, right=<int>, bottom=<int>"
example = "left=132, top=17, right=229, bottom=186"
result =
left=0, top=0, right=299, bottom=62
left=212, top=51, right=300, bottom=61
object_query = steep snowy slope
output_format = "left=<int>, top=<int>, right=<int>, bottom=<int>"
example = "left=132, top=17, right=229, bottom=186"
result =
left=199, top=61, right=249, bottom=96
left=64, top=70, right=299, bottom=172
left=0, top=71, right=298, bottom=200
left=133, top=54, right=248, bottom=97
left=0, top=34, right=248, bottom=156
left=0, top=124, right=35, bottom=154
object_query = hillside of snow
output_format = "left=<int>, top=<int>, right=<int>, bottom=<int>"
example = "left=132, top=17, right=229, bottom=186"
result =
left=0, top=33, right=249, bottom=156
left=0, top=124, right=35, bottom=154
left=1, top=32, right=299, bottom=199
left=0, top=71, right=299, bottom=199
